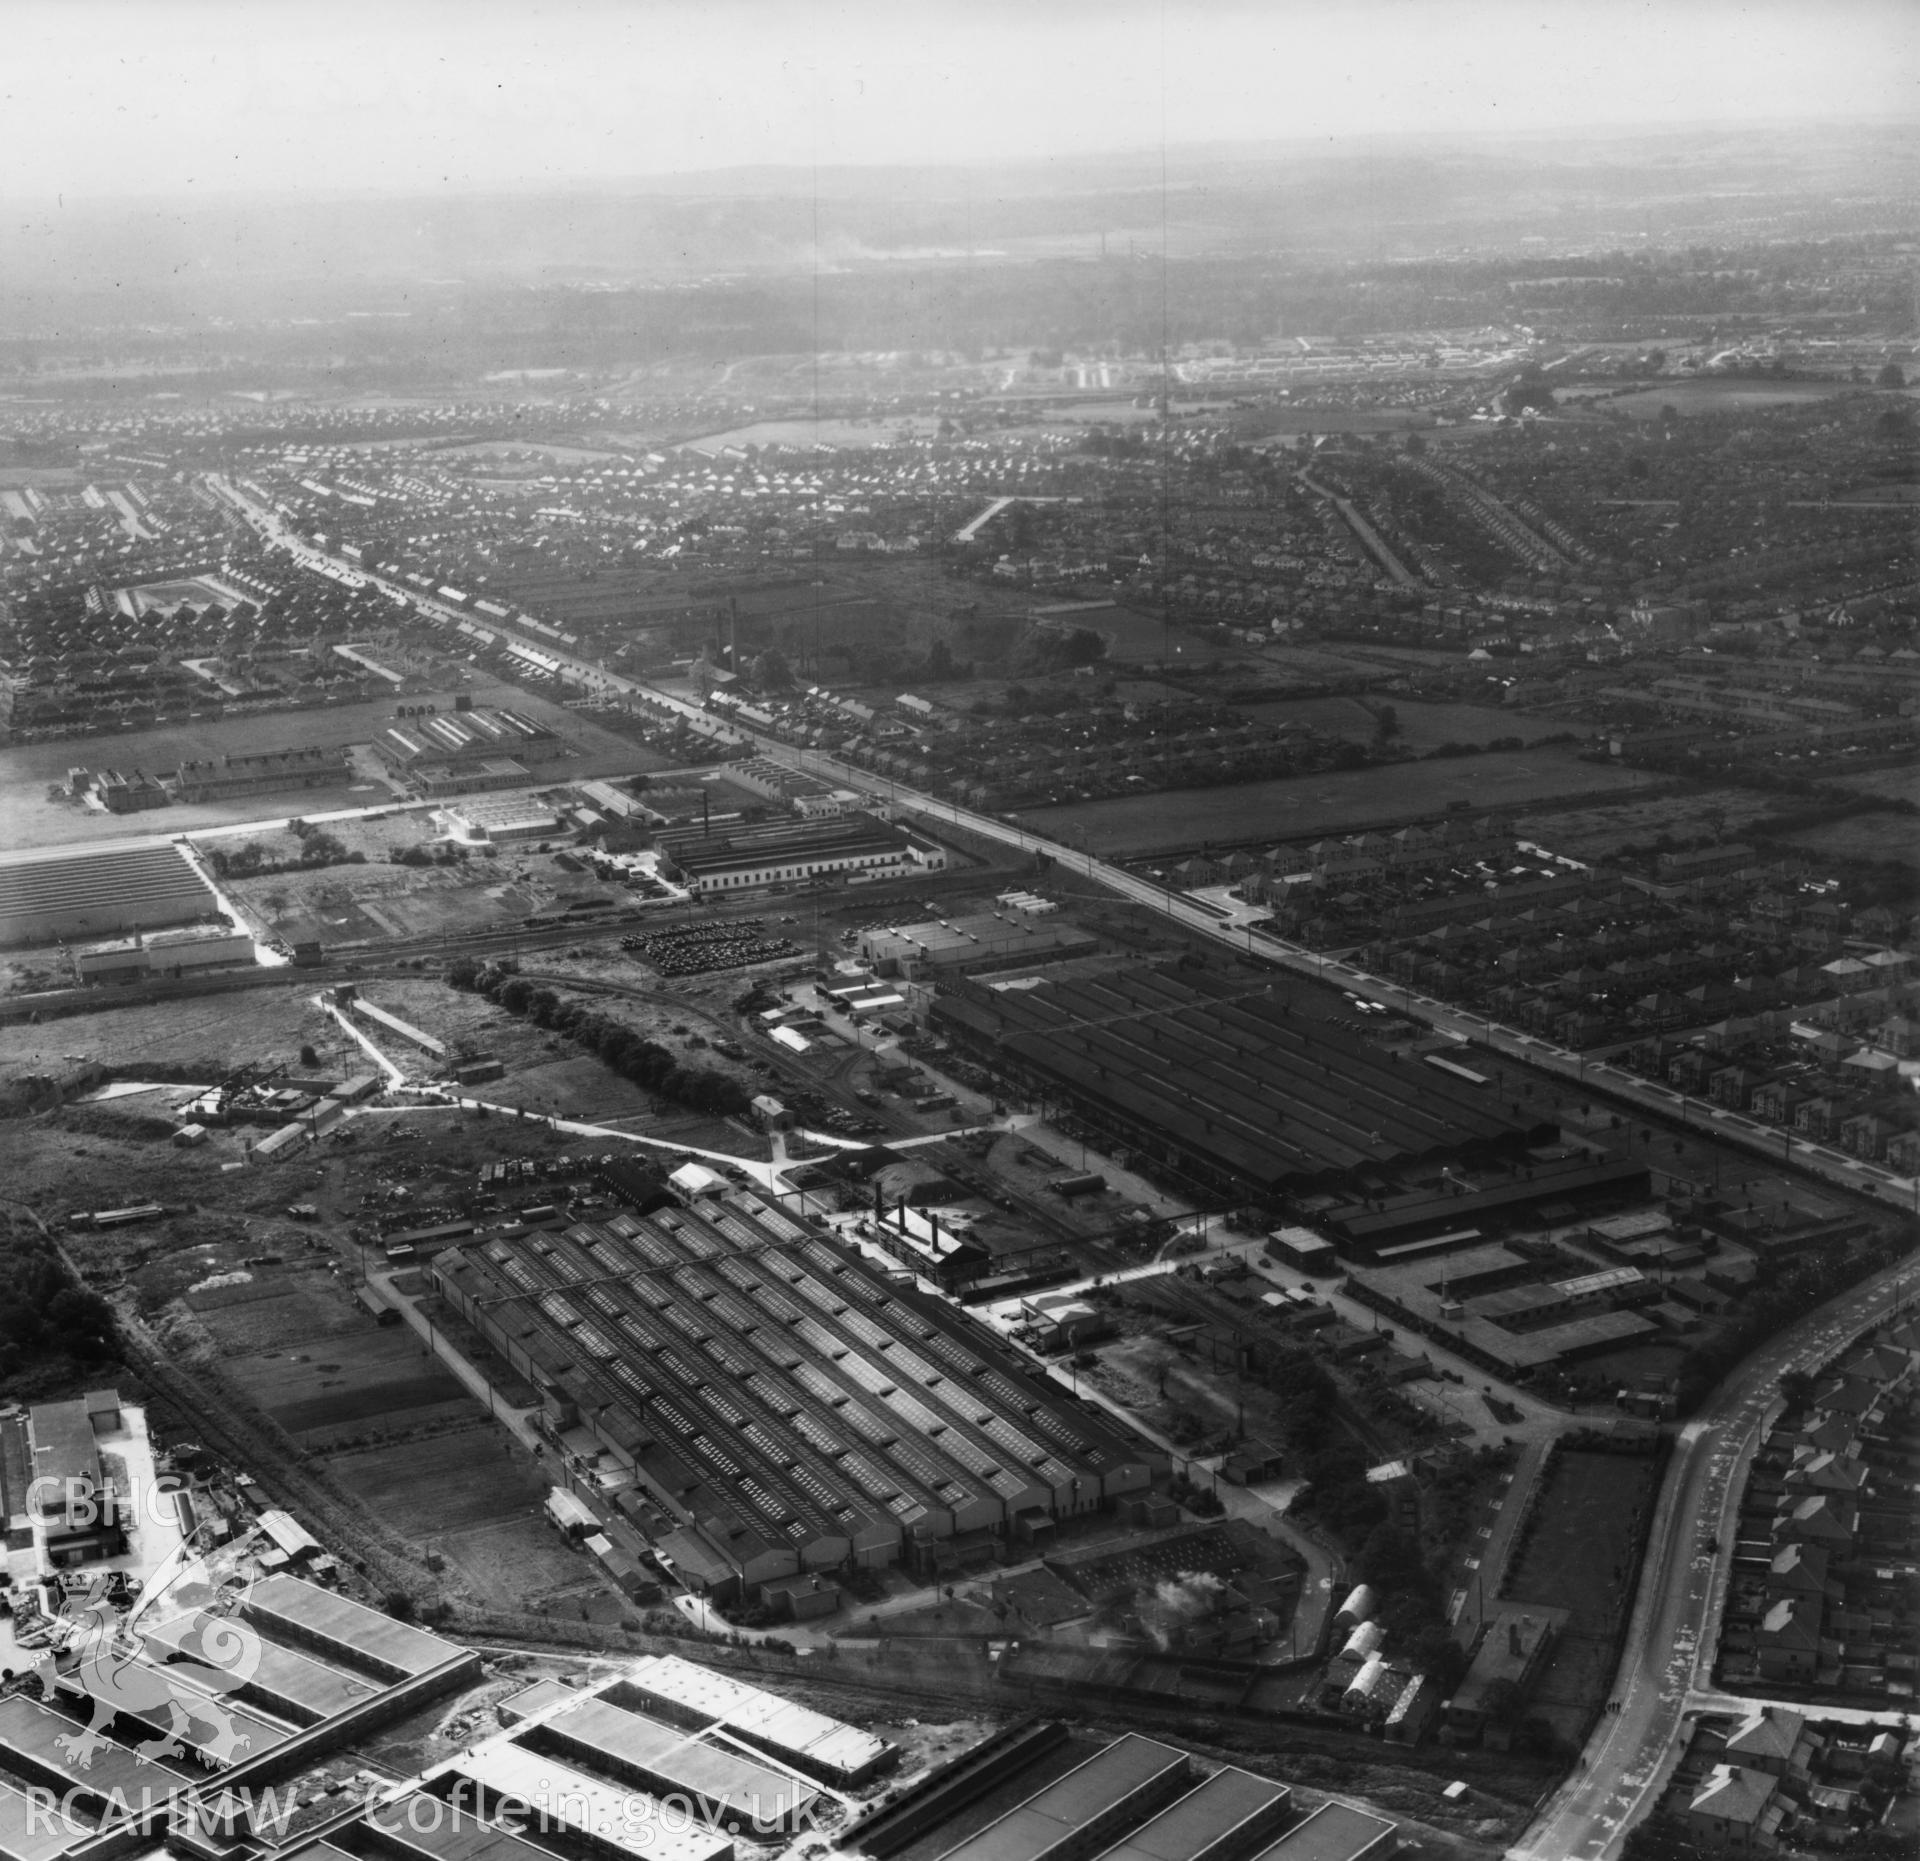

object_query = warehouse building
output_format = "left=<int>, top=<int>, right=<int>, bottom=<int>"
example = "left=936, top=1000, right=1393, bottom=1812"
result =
left=72, top=926, right=256, bottom=984
left=499, top=1676, right=823, bottom=1830
left=861, top=911, right=1099, bottom=982
left=617, top=1653, right=894, bottom=1787
left=932, top=1735, right=1193, bottom=1861
left=35, top=1571, right=479, bottom=1790
left=439, top=795, right=563, bottom=843
left=655, top=811, right=948, bottom=896
left=413, top=756, right=536, bottom=797
left=1091, top=1765, right=1292, bottom=1861
left=170, top=746, right=352, bottom=803
left=0, top=841, right=220, bottom=948
left=371, top=705, right=561, bottom=779
left=431, top=1190, right=1151, bottom=1598
left=931, top=967, right=1548, bottom=1197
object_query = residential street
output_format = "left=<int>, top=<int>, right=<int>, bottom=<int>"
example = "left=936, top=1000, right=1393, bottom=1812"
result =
left=1509, top=1252, right=1919, bottom=1861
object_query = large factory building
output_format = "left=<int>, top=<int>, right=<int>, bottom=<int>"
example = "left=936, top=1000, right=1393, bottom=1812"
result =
left=432, top=1189, right=1150, bottom=1599
left=0, top=841, right=221, bottom=948
left=931, top=965, right=1551, bottom=1199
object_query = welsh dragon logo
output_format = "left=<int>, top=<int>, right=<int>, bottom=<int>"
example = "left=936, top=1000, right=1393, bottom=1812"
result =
left=29, top=1532, right=266, bottom=1770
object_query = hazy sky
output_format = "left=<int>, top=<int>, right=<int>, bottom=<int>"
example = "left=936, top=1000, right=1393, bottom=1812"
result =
left=4, top=0, right=1915, bottom=200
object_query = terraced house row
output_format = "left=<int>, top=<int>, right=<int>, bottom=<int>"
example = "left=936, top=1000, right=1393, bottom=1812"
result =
left=432, top=1190, right=1150, bottom=1597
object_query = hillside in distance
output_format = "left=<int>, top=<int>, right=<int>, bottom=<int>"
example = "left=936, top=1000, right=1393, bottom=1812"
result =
left=2, top=121, right=1914, bottom=341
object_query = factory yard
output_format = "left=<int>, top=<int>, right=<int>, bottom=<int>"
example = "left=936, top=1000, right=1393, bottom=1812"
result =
left=1017, top=748, right=1645, bottom=857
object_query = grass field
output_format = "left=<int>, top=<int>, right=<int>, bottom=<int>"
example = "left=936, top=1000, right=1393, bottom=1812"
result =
left=1015, top=748, right=1644, bottom=856
left=1777, top=811, right=1920, bottom=869
left=324, top=1428, right=601, bottom=1608
left=1601, top=380, right=1917, bottom=419
left=1514, top=786, right=1778, bottom=860
left=224, top=1324, right=475, bottom=1444
left=1504, top=1451, right=1659, bottom=1634
left=1239, top=696, right=1571, bottom=749
left=0, top=671, right=657, bottom=851
left=1501, top=1449, right=1660, bottom=1746
left=0, top=983, right=345, bottom=1085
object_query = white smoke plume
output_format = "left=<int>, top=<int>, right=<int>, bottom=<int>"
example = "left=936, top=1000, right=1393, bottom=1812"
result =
left=1136, top=1570, right=1227, bottom=1651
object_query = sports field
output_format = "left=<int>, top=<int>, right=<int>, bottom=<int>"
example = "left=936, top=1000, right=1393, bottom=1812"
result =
left=1015, top=748, right=1643, bottom=856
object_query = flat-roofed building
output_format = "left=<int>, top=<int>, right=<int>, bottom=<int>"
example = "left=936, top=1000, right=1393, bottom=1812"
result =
left=931, top=1735, right=1192, bottom=1861
left=1246, top=1803, right=1398, bottom=1861
left=499, top=1679, right=821, bottom=1832
left=441, top=796, right=563, bottom=843
left=0, top=841, right=219, bottom=949
left=620, top=1655, right=894, bottom=1787
left=171, top=746, right=352, bottom=803
left=657, top=812, right=948, bottom=895
left=241, top=1572, right=475, bottom=1682
left=1089, top=1767, right=1292, bottom=1861
left=861, top=912, right=1098, bottom=981
left=441, top=1741, right=734, bottom=1861
left=26, top=1394, right=120, bottom=1565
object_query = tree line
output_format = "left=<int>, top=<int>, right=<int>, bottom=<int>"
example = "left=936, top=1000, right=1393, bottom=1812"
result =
left=445, top=961, right=751, bottom=1119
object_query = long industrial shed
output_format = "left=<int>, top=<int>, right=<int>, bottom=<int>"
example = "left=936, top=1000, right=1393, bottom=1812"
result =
left=931, top=966, right=1550, bottom=1193
left=433, top=1190, right=1149, bottom=1596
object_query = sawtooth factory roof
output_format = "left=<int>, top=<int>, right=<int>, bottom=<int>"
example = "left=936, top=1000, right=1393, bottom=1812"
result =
left=432, top=1190, right=1149, bottom=1587
left=931, top=966, right=1549, bottom=1191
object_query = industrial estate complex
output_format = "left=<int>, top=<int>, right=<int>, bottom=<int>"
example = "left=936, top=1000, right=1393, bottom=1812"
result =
left=0, top=73, right=1916, bottom=1861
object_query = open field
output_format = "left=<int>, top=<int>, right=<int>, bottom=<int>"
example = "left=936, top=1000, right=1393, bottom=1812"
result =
left=186, top=1265, right=384, bottom=1351
left=221, top=831, right=624, bottom=947
left=679, top=414, right=951, bottom=453
left=225, top=1322, right=474, bottom=1444
left=1502, top=1448, right=1660, bottom=1745
left=1600, top=380, right=1918, bottom=419
left=0, top=672, right=658, bottom=850
left=1504, top=1452, right=1657, bottom=1624
left=0, top=982, right=344, bottom=1079
left=324, top=1428, right=543, bottom=1535
left=1239, top=695, right=1572, bottom=749
left=1514, top=785, right=1778, bottom=860
left=1776, top=811, right=1920, bottom=869
left=324, top=1429, right=607, bottom=1609
left=354, top=971, right=770, bottom=1122
left=1014, top=748, right=1645, bottom=856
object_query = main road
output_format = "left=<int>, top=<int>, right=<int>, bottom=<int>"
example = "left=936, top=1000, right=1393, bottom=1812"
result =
left=1509, top=1249, right=1918, bottom=1860
left=219, top=475, right=1920, bottom=1857
left=205, top=469, right=1919, bottom=1219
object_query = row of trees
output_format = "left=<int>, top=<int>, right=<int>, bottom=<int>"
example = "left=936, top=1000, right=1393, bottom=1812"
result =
left=207, top=818, right=355, bottom=879
left=445, top=960, right=751, bottom=1119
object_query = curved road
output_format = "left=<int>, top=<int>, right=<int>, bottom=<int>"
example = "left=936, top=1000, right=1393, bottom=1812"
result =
left=221, top=476, right=1920, bottom=1857
left=1510, top=1250, right=1919, bottom=1861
